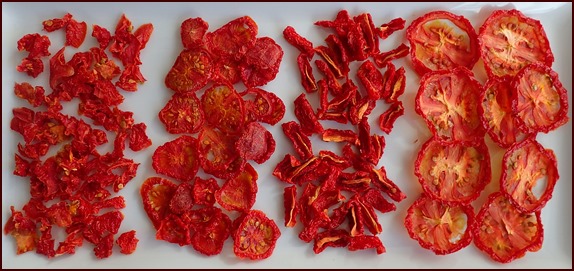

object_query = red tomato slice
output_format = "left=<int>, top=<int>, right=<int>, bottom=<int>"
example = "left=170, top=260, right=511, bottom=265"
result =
left=201, top=84, right=246, bottom=135
left=240, top=37, right=284, bottom=87
left=404, top=194, right=474, bottom=255
left=415, top=137, right=491, bottom=204
left=233, top=210, right=281, bottom=260
left=190, top=210, right=231, bottom=256
left=165, top=49, right=212, bottom=93
left=198, top=126, right=245, bottom=180
left=512, top=63, right=569, bottom=134
left=158, top=91, right=204, bottom=134
left=473, top=192, right=543, bottom=263
left=215, top=163, right=258, bottom=212
left=152, top=136, right=200, bottom=182
left=235, top=122, right=276, bottom=164
left=478, top=9, right=554, bottom=78
left=406, top=11, right=479, bottom=75
left=415, top=67, right=485, bottom=142
left=240, top=87, right=285, bottom=126
left=500, top=138, right=558, bottom=213
left=206, top=16, right=258, bottom=60
left=140, top=177, right=177, bottom=229
left=180, top=17, right=209, bottom=49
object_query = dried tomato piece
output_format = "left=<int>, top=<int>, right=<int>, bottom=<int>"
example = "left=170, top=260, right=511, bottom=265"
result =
left=233, top=210, right=281, bottom=260
left=512, top=63, right=569, bottom=134
left=297, top=54, right=318, bottom=93
left=370, top=166, right=406, bottom=202
left=14, top=82, right=45, bottom=107
left=17, top=57, right=44, bottom=78
left=236, top=122, right=276, bottom=164
left=348, top=235, right=386, bottom=254
left=116, top=230, right=138, bottom=255
left=240, top=37, right=284, bottom=87
left=198, top=126, right=245, bottom=180
left=181, top=17, right=208, bottom=49
left=321, top=129, right=358, bottom=145
left=156, top=214, right=191, bottom=246
left=357, top=60, right=384, bottom=101
left=374, top=43, right=409, bottom=68
left=190, top=210, right=231, bottom=256
left=65, top=18, right=87, bottom=48
left=282, top=121, right=313, bottom=160
left=116, top=64, right=146, bottom=91
left=92, top=25, right=112, bottom=49
left=354, top=13, right=379, bottom=57
left=241, top=87, right=285, bottom=126
left=17, top=33, right=51, bottom=58
left=324, top=34, right=350, bottom=77
left=377, top=18, right=406, bottom=39
left=473, top=192, right=543, bottom=263
left=313, top=229, right=349, bottom=254
left=49, top=47, right=74, bottom=90
left=93, top=196, right=126, bottom=213
left=91, top=47, right=121, bottom=80
left=93, top=234, right=114, bottom=259
left=283, top=185, right=298, bottom=227
left=405, top=194, right=474, bottom=255
left=165, top=49, right=212, bottom=93
left=169, top=182, right=194, bottom=215
left=127, top=122, right=151, bottom=151
left=4, top=207, right=37, bottom=255
left=407, top=11, right=479, bottom=75
left=385, top=66, right=406, bottom=103
left=140, top=177, right=177, bottom=229
left=42, top=13, right=72, bottom=32
left=500, top=138, right=558, bottom=213
left=192, top=177, right=220, bottom=206
left=211, top=56, right=241, bottom=84
left=158, top=91, right=204, bottom=134
left=315, top=59, right=342, bottom=96
left=152, top=135, right=200, bottom=182
left=415, top=137, right=491, bottom=204
left=206, top=16, right=258, bottom=60
left=294, top=94, right=324, bottom=136
left=283, top=26, right=314, bottom=57
left=478, top=9, right=554, bottom=78
left=379, top=101, right=404, bottom=134
left=201, top=84, right=245, bottom=135
left=134, top=23, right=153, bottom=50
left=216, top=163, right=258, bottom=212
left=415, top=67, right=485, bottom=142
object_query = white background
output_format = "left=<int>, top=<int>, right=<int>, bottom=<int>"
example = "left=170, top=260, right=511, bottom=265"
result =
left=2, top=2, right=571, bottom=269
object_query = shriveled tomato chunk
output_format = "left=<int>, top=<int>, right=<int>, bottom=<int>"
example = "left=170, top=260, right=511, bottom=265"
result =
left=404, top=194, right=474, bottom=255
left=190, top=209, right=231, bottom=256
left=473, top=192, right=543, bottom=263
left=165, top=49, right=212, bottom=93
left=201, top=84, right=245, bottom=135
left=206, top=16, right=258, bottom=60
left=158, top=91, right=204, bottom=134
left=478, top=9, right=554, bottom=78
left=152, top=136, right=200, bottom=182
left=140, top=177, right=177, bottom=229
left=215, top=163, right=258, bottom=212
left=500, top=138, right=558, bottom=213
left=233, top=210, right=281, bottom=260
left=415, top=137, right=491, bottom=204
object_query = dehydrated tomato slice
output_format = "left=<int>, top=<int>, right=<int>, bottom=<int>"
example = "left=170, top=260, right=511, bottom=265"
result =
left=240, top=37, right=284, bottom=88
left=169, top=182, right=194, bottom=215
left=152, top=135, right=200, bottom=182
left=478, top=9, right=554, bottom=78
left=116, top=230, right=138, bottom=255
left=406, top=11, right=479, bottom=75
left=190, top=210, right=231, bottom=256
left=156, top=214, right=191, bottom=246
left=404, top=194, right=474, bottom=255
left=235, top=122, right=276, bottom=164
left=140, top=177, right=177, bottom=229
left=511, top=63, right=569, bottom=134
left=4, top=207, right=37, bottom=255
left=215, top=163, right=258, bottom=212
left=283, top=185, right=298, bottom=227
left=192, top=177, right=220, bottom=206
left=233, top=210, right=281, bottom=260
left=158, top=91, right=204, bottom=134
left=500, top=138, right=558, bottom=213
left=473, top=192, right=543, bottom=263
left=92, top=25, right=112, bottom=49
left=65, top=18, right=87, bottom=48
left=198, top=126, right=245, bottom=180
left=165, top=49, right=213, bottom=93
left=294, top=93, right=324, bottom=136
left=481, top=78, right=529, bottom=148
left=241, top=87, right=285, bottom=126
left=206, top=16, right=258, bottom=60
left=415, top=137, right=491, bottom=204
left=201, top=84, right=246, bottom=135
left=415, top=67, right=485, bottom=142
left=180, top=17, right=209, bottom=50
left=283, top=26, right=314, bottom=57
left=297, top=54, right=318, bottom=93
left=17, top=33, right=51, bottom=59
left=211, top=56, right=241, bottom=85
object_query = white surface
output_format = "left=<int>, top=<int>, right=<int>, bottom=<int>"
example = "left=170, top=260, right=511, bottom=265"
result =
left=2, top=2, right=571, bottom=269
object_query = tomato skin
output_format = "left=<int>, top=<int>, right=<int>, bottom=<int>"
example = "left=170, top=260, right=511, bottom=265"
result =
left=407, top=11, right=479, bottom=76
left=478, top=9, right=554, bottom=79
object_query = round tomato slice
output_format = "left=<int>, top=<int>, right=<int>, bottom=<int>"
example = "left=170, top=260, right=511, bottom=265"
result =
left=152, top=136, right=201, bottom=182
left=500, top=138, right=558, bottom=213
left=512, top=63, right=569, bottom=134
left=211, top=56, right=241, bottom=84
left=180, top=17, right=209, bottom=49
left=190, top=209, right=231, bottom=256
left=165, top=49, right=212, bottom=93
left=404, top=194, right=474, bottom=255
left=206, top=16, right=258, bottom=60
left=158, top=91, right=204, bottom=134
left=198, top=126, right=245, bottom=180
left=235, top=122, right=276, bottom=164
left=233, top=210, right=281, bottom=260
left=168, top=182, right=194, bottom=215
left=215, top=163, right=258, bottom=212
left=481, top=78, right=530, bottom=148
left=478, top=9, right=554, bottom=78
left=241, top=87, right=285, bottom=125
left=406, top=11, right=479, bottom=75
left=201, top=84, right=246, bottom=135
left=140, top=177, right=177, bottom=229
left=415, top=67, right=485, bottom=142
left=240, top=37, right=284, bottom=88
left=473, top=192, right=543, bottom=263
left=415, top=137, right=491, bottom=204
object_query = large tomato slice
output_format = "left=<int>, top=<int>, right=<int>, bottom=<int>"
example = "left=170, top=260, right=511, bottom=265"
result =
left=140, top=177, right=177, bottom=229
left=478, top=9, right=554, bottom=78
left=415, top=67, right=485, bottom=142
left=473, top=192, right=543, bottom=263
left=152, top=136, right=201, bottom=182
left=215, top=163, right=258, bottom=212
left=158, top=91, right=204, bottom=134
left=406, top=11, right=479, bottom=75
left=500, top=138, right=558, bottom=213
left=201, top=84, right=246, bottom=135
left=480, top=78, right=530, bottom=148
left=165, top=49, right=212, bottom=93
left=404, top=194, right=474, bottom=255
left=206, top=16, right=258, bottom=60
left=233, top=210, right=281, bottom=260
left=512, top=63, right=569, bottom=134
left=415, top=137, right=491, bottom=204
left=198, top=126, right=245, bottom=180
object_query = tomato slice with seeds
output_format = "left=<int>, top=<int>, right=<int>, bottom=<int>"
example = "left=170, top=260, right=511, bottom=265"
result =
left=481, top=78, right=530, bottom=148
left=180, top=17, right=209, bottom=50
left=211, top=56, right=241, bottom=84
left=240, top=37, right=284, bottom=87
left=201, top=84, right=246, bottom=135
left=165, top=49, right=212, bottom=93
left=158, top=91, right=204, bottom=134
left=233, top=210, right=281, bottom=260
left=241, top=87, right=285, bottom=125
left=500, top=138, right=558, bottom=213
left=404, top=194, right=474, bottom=255
left=511, top=63, right=569, bottom=134
left=198, top=126, right=245, bottom=180
left=415, top=137, right=491, bottom=204
left=152, top=136, right=200, bottom=183
left=215, top=163, right=258, bottom=212
left=473, top=192, right=543, bottom=263
left=478, top=9, right=554, bottom=78
left=140, top=177, right=177, bottom=229
left=190, top=210, right=231, bottom=256
left=206, top=16, right=258, bottom=60
left=415, top=67, right=485, bottom=142
left=406, top=11, right=479, bottom=75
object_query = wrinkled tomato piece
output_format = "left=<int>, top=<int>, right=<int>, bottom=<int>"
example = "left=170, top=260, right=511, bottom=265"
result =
left=17, top=33, right=51, bottom=58
left=407, top=11, right=479, bottom=75
left=283, top=26, right=314, bottom=57
left=165, top=49, right=212, bottom=93
left=512, top=63, right=569, bottom=134
left=283, top=185, right=298, bottom=227
left=241, top=87, right=285, bottom=126
left=313, top=229, right=349, bottom=254
left=473, top=192, right=543, bottom=263
left=14, top=82, right=45, bottom=107
left=500, top=138, right=558, bottom=213
left=116, top=230, right=138, bottom=255
left=190, top=210, right=231, bottom=256
left=42, top=13, right=72, bottom=32
left=92, top=25, right=112, bottom=49
left=235, top=122, right=276, bottom=164
left=379, top=101, right=404, bottom=134
left=4, top=207, right=37, bottom=255
left=233, top=210, right=281, bottom=260
left=93, top=234, right=114, bottom=259
left=478, top=9, right=554, bottom=78
left=282, top=121, right=314, bottom=160
left=192, top=177, right=220, bottom=206
left=169, top=182, right=194, bottom=215
left=405, top=194, right=474, bottom=255
left=415, top=137, right=491, bottom=204
left=156, top=214, right=191, bottom=246
left=158, top=91, right=204, bottom=134
left=17, top=57, right=44, bottom=78
left=377, top=17, right=406, bottom=39
left=201, top=84, right=245, bottom=135
left=294, top=94, right=324, bottom=136
left=216, top=163, right=258, bottom=212
left=140, top=177, right=177, bottom=229
left=297, top=54, right=318, bottom=93
left=198, top=126, right=245, bottom=180
left=65, top=18, right=87, bottom=48
left=348, top=235, right=386, bottom=254
left=415, top=67, right=485, bottom=142
left=181, top=17, right=209, bottom=49
left=357, top=60, right=384, bottom=101
left=206, top=16, right=258, bottom=60
left=152, top=136, right=200, bottom=182
left=240, top=37, right=284, bottom=88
